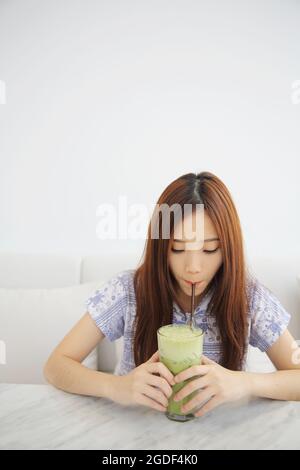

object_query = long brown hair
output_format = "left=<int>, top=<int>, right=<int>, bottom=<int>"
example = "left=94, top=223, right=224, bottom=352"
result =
left=133, top=172, right=249, bottom=371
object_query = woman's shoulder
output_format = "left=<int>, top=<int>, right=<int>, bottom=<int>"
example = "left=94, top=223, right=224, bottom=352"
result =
left=85, top=269, right=136, bottom=307
left=245, top=271, right=274, bottom=310
left=245, top=271, right=260, bottom=303
left=245, top=271, right=291, bottom=351
left=85, top=268, right=137, bottom=341
left=245, top=270, right=291, bottom=321
left=112, top=268, right=137, bottom=298
left=116, top=268, right=136, bottom=286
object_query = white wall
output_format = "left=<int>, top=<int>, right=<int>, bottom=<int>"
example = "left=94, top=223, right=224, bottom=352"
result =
left=0, top=0, right=299, bottom=264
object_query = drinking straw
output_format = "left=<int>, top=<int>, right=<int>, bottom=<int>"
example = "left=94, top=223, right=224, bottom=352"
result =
left=189, top=283, right=195, bottom=329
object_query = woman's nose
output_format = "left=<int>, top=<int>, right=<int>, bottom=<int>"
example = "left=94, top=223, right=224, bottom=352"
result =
left=185, top=252, right=203, bottom=273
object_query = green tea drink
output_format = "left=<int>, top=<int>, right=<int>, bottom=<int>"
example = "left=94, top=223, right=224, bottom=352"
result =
left=157, top=324, right=203, bottom=422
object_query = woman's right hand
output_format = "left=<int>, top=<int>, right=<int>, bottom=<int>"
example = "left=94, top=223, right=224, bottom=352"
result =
left=111, top=351, right=175, bottom=412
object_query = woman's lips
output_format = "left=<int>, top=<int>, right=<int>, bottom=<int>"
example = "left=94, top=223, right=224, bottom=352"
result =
left=183, top=280, right=203, bottom=287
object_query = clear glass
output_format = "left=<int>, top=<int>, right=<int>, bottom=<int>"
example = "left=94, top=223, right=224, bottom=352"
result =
left=157, top=324, right=203, bottom=422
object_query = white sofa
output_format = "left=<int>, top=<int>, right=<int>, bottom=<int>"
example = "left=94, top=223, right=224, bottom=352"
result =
left=0, top=252, right=299, bottom=384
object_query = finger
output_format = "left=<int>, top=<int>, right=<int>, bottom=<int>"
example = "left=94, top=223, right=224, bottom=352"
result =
left=147, top=350, right=160, bottom=363
left=181, top=387, right=215, bottom=414
left=148, top=374, right=173, bottom=399
left=201, top=355, right=216, bottom=365
left=147, top=361, right=175, bottom=386
left=174, top=364, right=210, bottom=383
left=173, top=375, right=210, bottom=402
left=143, top=384, right=169, bottom=408
left=194, top=395, right=223, bottom=417
left=137, top=393, right=167, bottom=413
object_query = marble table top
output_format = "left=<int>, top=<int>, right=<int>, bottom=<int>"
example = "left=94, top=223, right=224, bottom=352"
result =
left=0, top=383, right=300, bottom=450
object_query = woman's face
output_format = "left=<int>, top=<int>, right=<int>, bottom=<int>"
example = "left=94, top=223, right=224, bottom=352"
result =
left=168, top=210, right=223, bottom=302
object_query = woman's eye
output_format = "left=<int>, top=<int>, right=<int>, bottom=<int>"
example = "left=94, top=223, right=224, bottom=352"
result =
left=171, top=248, right=219, bottom=254
left=203, top=248, right=219, bottom=254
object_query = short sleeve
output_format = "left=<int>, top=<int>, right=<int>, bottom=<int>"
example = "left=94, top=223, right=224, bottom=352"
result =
left=249, top=279, right=291, bottom=352
left=85, top=272, right=128, bottom=342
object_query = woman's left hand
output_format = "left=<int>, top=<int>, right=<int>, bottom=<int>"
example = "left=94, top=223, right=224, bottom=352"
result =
left=173, top=355, right=252, bottom=417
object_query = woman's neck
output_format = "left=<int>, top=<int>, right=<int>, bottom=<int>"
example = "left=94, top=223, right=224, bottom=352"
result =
left=175, top=291, right=202, bottom=313
left=175, top=283, right=211, bottom=313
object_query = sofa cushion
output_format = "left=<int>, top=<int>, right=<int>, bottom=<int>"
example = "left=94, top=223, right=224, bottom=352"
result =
left=0, top=281, right=103, bottom=384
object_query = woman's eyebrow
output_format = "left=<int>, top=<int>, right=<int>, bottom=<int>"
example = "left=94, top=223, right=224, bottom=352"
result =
left=173, top=237, right=219, bottom=242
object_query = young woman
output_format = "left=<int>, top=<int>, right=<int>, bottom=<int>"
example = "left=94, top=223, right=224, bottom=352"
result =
left=44, top=172, right=300, bottom=417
